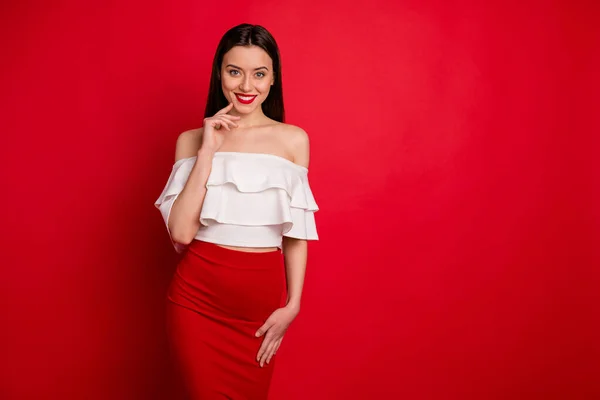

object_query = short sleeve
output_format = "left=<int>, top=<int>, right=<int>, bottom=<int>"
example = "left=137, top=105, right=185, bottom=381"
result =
left=154, top=157, right=196, bottom=253
left=282, top=173, right=319, bottom=240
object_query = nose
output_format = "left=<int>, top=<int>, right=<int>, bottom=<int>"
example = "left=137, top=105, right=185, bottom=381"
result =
left=239, top=75, right=252, bottom=93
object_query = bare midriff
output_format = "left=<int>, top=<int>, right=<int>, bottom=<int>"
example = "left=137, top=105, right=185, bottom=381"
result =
left=215, top=244, right=279, bottom=253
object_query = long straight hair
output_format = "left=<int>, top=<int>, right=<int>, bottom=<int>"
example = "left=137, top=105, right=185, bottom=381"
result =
left=204, top=24, right=285, bottom=122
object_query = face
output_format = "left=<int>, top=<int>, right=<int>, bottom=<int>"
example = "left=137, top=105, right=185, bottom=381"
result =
left=220, top=45, right=275, bottom=114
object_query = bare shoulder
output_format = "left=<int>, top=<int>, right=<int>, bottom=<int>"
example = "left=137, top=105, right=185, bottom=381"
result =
left=280, top=124, right=310, bottom=168
left=175, top=128, right=203, bottom=161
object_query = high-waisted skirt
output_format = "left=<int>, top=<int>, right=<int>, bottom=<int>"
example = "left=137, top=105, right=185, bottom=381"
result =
left=166, top=240, right=285, bottom=400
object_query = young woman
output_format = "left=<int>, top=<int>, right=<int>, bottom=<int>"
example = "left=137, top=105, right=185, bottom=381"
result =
left=154, top=23, right=319, bottom=399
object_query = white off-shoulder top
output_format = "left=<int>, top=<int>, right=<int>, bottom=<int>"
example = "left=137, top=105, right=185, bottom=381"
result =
left=154, top=151, right=319, bottom=252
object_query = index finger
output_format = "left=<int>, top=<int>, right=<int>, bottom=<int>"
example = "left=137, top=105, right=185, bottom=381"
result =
left=215, top=102, right=234, bottom=115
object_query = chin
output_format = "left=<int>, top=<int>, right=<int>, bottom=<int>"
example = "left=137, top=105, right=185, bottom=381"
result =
left=232, top=104, right=254, bottom=114
left=232, top=99, right=264, bottom=114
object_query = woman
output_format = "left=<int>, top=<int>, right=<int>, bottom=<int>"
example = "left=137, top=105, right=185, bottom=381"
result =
left=154, top=23, right=319, bottom=399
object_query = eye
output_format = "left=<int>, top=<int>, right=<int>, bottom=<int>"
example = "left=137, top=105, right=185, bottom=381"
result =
left=256, top=72, right=265, bottom=78
left=228, top=69, right=240, bottom=76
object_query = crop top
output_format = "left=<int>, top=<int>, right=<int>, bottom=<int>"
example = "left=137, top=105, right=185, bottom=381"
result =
left=154, top=151, right=319, bottom=253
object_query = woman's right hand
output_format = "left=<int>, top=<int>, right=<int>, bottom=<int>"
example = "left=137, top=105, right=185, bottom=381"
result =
left=200, top=103, right=240, bottom=153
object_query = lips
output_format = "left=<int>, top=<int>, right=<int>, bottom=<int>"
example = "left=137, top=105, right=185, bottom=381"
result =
left=235, top=93, right=257, bottom=105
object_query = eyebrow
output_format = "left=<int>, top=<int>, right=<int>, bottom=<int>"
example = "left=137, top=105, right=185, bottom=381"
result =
left=226, top=64, right=269, bottom=71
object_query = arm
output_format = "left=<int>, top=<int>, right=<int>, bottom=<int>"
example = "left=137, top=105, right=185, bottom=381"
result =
left=255, top=126, right=312, bottom=367
left=168, top=137, right=215, bottom=245
left=167, top=104, right=240, bottom=246
left=281, top=237, right=307, bottom=312
left=282, top=127, right=311, bottom=311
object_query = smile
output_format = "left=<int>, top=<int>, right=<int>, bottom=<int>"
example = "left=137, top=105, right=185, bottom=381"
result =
left=235, top=93, right=257, bottom=105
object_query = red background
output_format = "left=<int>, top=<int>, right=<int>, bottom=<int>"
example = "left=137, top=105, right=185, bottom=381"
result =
left=1, top=1, right=598, bottom=399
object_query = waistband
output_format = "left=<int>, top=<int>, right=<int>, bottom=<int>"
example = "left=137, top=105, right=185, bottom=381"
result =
left=185, top=240, right=282, bottom=269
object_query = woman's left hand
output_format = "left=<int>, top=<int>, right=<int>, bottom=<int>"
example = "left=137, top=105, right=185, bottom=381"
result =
left=255, top=305, right=299, bottom=367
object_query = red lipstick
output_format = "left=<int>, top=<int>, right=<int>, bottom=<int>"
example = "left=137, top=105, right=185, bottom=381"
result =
left=235, top=93, right=257, bottom=105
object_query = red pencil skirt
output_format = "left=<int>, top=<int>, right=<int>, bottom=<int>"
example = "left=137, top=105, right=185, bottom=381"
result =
left=166, top=240, right=285, bottom=400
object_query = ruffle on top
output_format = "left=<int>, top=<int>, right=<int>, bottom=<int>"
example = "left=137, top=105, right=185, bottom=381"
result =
left=154, top=152, right=319, bottom=252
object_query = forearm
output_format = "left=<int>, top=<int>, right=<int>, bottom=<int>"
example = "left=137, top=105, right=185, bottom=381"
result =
left=282, top=237, right=308, bottom=310
left=168, top=148, right=214, bottom=244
